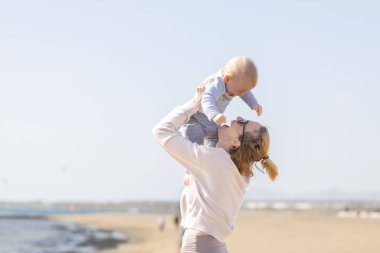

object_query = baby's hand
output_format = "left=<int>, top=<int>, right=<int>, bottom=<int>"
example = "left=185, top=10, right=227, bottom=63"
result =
left=252, top=104, right=263, bottom=116
left=212, top=113, right=227, bottom=125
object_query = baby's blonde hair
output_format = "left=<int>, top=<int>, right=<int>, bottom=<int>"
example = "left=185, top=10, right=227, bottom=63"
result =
left=222, top=56, right=258, bottom=88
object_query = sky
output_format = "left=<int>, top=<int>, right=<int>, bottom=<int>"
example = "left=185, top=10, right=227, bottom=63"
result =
left=1, top=0, right=380, bottom=202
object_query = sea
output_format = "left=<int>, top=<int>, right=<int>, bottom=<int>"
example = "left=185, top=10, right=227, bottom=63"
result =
left=0, top=208, right=127, bottom=253
left=2, top=200, right=379, bottom=253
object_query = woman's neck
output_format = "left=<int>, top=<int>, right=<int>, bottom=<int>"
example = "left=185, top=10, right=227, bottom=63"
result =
left=216, top=141, right=230, bottom=153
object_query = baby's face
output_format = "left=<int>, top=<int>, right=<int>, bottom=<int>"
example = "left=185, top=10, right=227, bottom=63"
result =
left=226, top=75, right=256, bottom=96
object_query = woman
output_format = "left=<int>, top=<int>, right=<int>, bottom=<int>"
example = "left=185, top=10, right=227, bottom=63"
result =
left=152, top=85, right=278, bottom=253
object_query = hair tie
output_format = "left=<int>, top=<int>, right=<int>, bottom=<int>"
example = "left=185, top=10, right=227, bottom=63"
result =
left=262, top=156, right=269, bottom=161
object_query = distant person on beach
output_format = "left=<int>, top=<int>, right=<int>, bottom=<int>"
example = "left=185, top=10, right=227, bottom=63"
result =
left=153, top=82, right=278, bottom=253
left=157, top=216, right=165, bottom=232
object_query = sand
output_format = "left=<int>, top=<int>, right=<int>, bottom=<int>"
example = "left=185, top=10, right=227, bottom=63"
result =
left=51, top=211, right=380, bottom=253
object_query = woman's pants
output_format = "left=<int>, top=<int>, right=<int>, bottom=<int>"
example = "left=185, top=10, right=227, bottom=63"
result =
left=181, top=229, right=229, bottom=253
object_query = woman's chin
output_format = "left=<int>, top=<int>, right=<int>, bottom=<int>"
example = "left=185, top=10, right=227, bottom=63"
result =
left=217, top=125, right=228, bottom=136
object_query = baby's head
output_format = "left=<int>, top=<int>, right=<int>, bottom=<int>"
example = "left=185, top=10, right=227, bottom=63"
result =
left=222, top=57, right=258, bottom=96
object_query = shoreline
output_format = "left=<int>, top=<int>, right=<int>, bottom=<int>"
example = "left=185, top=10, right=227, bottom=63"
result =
left=51, top=211, right=380, bottom=253
left=0, top=215, right=127, bottom=253
left=50, top=213, right=181, bottom=253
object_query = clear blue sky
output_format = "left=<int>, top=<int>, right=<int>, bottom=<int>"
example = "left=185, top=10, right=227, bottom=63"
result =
left=1, top=0, right=379, bottom=202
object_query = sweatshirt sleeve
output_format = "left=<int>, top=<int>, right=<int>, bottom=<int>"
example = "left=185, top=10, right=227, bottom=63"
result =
left=152, top=100, right=202, bottom=174
left=202, top=80, right=224, bottom=120
left=239, top=91, right=258, bottom=108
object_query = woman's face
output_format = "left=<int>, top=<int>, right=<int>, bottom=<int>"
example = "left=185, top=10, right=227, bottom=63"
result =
left=218, top=116, right=262, bottom=146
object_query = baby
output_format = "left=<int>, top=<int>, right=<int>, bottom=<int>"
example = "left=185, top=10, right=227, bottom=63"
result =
left=182, top=56, right=262, bottom=147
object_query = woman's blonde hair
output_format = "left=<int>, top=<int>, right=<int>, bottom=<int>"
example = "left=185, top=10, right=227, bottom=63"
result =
left=229, top=126, right=278, bottom=181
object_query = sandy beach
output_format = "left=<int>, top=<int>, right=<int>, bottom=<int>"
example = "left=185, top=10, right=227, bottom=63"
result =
left=51, top=211, right=380, bottom=253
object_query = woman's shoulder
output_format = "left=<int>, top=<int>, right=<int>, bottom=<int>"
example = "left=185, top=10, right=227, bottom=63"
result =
left=197, top=146, right=250, bottom=186
left=198, top=146, right=230, bottom=158
left=197, top=146, right=236, bottom=170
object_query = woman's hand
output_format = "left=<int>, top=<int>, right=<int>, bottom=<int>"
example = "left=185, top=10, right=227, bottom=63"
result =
left=193, top=84, right=206, bottom=109
left=193, top=76, right=214, bottom=109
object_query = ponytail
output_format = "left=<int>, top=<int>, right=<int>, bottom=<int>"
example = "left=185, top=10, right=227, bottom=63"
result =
left=261, top=157, right=278, bottom=181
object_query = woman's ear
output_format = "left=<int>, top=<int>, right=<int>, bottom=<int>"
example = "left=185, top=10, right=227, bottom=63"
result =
left=232, top=139, right=241, bottom=149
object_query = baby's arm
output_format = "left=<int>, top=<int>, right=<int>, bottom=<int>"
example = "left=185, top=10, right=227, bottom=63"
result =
left=202, top=79, right=226, bottom=124
left=240, top=91, right=263, bottom=116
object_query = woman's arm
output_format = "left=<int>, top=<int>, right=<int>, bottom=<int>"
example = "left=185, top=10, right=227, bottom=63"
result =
left=152, top=85, right=206, bottom=174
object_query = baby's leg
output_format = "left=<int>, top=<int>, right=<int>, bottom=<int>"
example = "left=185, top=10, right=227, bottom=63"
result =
left=205, top=119, right=219, bottom=147
left=181, top=120, right=206, bottom=145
